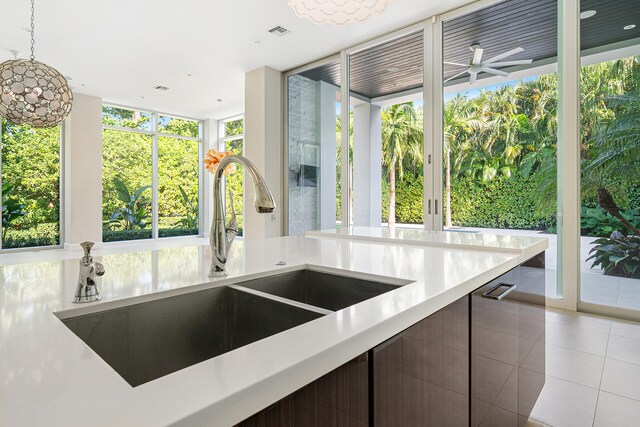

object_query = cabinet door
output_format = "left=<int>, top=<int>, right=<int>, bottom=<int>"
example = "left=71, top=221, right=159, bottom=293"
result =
left=471, top=257, right=546, bottom=426
left=372, top=296, right=470, bottom=427
left=237, top=353, right=369, bottom=426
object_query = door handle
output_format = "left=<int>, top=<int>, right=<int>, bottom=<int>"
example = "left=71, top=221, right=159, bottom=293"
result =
left=481, top=283, right=517, bottom=300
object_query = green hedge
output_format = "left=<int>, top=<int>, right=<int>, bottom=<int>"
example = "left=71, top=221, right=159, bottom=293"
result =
left=2, top=222, right=60, bottom=249
left=103, top=229, right=152, bottom=242
left=449, top=176, right=555, bottom=231
left=3, top=236, right=59, bottom=249
left=381, top=175, right=424, bottom=223
left=158, top=228, right=199, bottom=238
left=103, top=228, right=201, bottom=242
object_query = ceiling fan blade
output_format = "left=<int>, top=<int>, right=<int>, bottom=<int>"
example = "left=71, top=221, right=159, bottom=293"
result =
left=469, top=71, right=478, bottom=84
left=472, top=48, right=484, bottom=65
left=481, top=67, right=510, bottom=77
left=484, top=47, right=524, bottom=64
left=444, top=61, right=469, bottom=67
left=444, top=69, right=469, bottom=83
left=487, top=60, right=533, bottom=67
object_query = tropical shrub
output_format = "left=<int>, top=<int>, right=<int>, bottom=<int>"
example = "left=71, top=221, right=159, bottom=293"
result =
left=587, top=236, right=640, bottom=278
left=105, top=178, right=151, bottom=230
left=2, top=182, right=26, bottom=240
left=176, top=185, right=198, bottom=229
left=581, top=205, right=640, bottom=237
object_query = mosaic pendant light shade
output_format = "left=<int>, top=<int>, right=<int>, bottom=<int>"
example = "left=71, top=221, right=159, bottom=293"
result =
left=0, top=0, right=72, bottom=128
left=288, top=0, right=392, bottom=25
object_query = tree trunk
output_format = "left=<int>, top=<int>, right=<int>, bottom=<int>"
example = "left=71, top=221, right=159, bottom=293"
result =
left=597, top=187, right=640, bottom=236
left=389, top=164, right=396, bottom=227
left=445, top=147, right=452, bottom=228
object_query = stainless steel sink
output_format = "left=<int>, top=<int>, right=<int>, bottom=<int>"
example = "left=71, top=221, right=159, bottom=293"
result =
left=59, top=268, right=406, bottom=387
left=60, top=286, right=323, bottom=387
left=235, top=269, right=403, bottom=311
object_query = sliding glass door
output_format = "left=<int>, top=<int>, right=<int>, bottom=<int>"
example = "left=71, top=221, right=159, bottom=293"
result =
left=440, top=0, right=561, bottom=299
left=578, top=0, right=640, bottom=316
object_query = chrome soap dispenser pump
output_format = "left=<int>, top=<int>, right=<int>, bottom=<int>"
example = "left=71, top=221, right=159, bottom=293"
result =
left=72, top=241, right=105, bottom=303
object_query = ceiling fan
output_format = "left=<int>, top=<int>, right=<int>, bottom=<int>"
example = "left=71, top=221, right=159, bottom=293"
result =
left=444, top=45, right=533, bottom=85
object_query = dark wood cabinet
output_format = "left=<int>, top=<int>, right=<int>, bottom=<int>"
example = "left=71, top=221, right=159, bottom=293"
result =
left=236, top=353, right=369, bottom=427
left=238, top=253, right=546, bottom=427
left=371, top=296, right=470, bottom=426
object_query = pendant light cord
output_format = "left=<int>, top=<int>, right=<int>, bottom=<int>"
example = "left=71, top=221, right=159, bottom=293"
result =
left=30, top=0, right=35, bottom=61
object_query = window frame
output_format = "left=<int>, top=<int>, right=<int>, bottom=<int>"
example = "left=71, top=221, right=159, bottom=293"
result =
left=101, top=103, right=204, bottom=242
left=217, top=115, right=245, bottom=235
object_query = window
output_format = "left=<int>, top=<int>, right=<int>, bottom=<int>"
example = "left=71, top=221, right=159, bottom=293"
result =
left=219, top=116, right=244, bottom=236
left=102, top=105, right=202, bottom=242
left=1, top=119, right=62, bottom=250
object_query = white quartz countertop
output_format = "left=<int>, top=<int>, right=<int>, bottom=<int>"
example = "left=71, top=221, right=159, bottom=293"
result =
left=306, top=226, right=548, bottom=262
left=0, top=231, right=547, bottom=427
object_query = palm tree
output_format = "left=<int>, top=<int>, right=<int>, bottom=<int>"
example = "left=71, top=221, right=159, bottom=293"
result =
left=381, top=103, right=422, bottom=226
left=443, top=95, right=482, bottom=227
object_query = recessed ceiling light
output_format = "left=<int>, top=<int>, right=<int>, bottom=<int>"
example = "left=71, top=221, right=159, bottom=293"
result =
left=580, top=10, right=596, bottom=19
left=217, top=98, right=223, bottom=103
left=624, top=24, right=636, bottom=30
left=154, top=85, right=170, bottom=91
left=386, top=67, right=400, bottom=73
left=186, top=73, right=193, bottom=77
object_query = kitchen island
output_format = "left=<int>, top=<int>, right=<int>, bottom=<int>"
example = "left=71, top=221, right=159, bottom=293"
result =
left=0, top=229, right=547, bottom=426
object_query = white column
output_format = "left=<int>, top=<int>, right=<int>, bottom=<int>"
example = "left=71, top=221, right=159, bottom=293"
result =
left=63, top=93, right=103, bottom=248
left=318, top=81, right=337, bottom=229
left=244, top=66, right=283, bottom=239
left=352, top=103, right=382, bottom=226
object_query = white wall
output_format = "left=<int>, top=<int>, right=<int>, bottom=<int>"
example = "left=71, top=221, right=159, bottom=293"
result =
left=63, top=93, right=103, bottom=248
left=244, top=66, right=283, bottom=239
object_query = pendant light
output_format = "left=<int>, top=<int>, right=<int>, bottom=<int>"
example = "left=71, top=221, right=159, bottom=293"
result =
left=288, top=0, right=392, bottom=26
left=0, top=0, right=73, bottom=128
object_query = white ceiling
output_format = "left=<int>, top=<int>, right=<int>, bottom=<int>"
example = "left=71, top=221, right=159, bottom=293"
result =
left=0, top=0, right=474, bottom=120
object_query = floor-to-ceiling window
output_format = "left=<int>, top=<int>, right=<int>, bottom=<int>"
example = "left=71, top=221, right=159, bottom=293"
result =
left=286, top=58, right=342, bottom=235
left=219, top=116, right=244, bottom=236
left=0, top=120, right=62, bottom=250
left=579, top=1, right=640, bottom=315
left=102, top=105, right=202, bottom=242
left=158, top=116, right=200, bottom=238
left=441, top=0, right=560, bottom=299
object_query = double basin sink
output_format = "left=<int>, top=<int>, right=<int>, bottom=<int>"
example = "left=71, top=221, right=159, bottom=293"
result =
left=59, top=268, right=407, bottom=386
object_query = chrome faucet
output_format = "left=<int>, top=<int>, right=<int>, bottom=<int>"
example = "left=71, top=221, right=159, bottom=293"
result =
left=72, top=241, right=105, bottom=303
left=210, top=155, right=275, bottom=277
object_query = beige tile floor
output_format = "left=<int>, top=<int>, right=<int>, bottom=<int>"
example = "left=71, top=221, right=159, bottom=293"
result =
left=523, top=308, right=640, bottom=427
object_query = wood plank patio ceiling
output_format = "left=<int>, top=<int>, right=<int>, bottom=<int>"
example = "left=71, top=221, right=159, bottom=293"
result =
left=297, top=0, right=640, bottom=99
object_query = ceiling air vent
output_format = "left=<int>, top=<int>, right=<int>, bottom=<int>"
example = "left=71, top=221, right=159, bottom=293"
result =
left=154, top=85, right=170, bottom=91
left=268, top=26, right=290, bottom=37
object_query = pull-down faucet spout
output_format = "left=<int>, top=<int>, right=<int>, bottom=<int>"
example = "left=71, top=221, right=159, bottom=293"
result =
left=209, top=155, right=275, bottom=277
